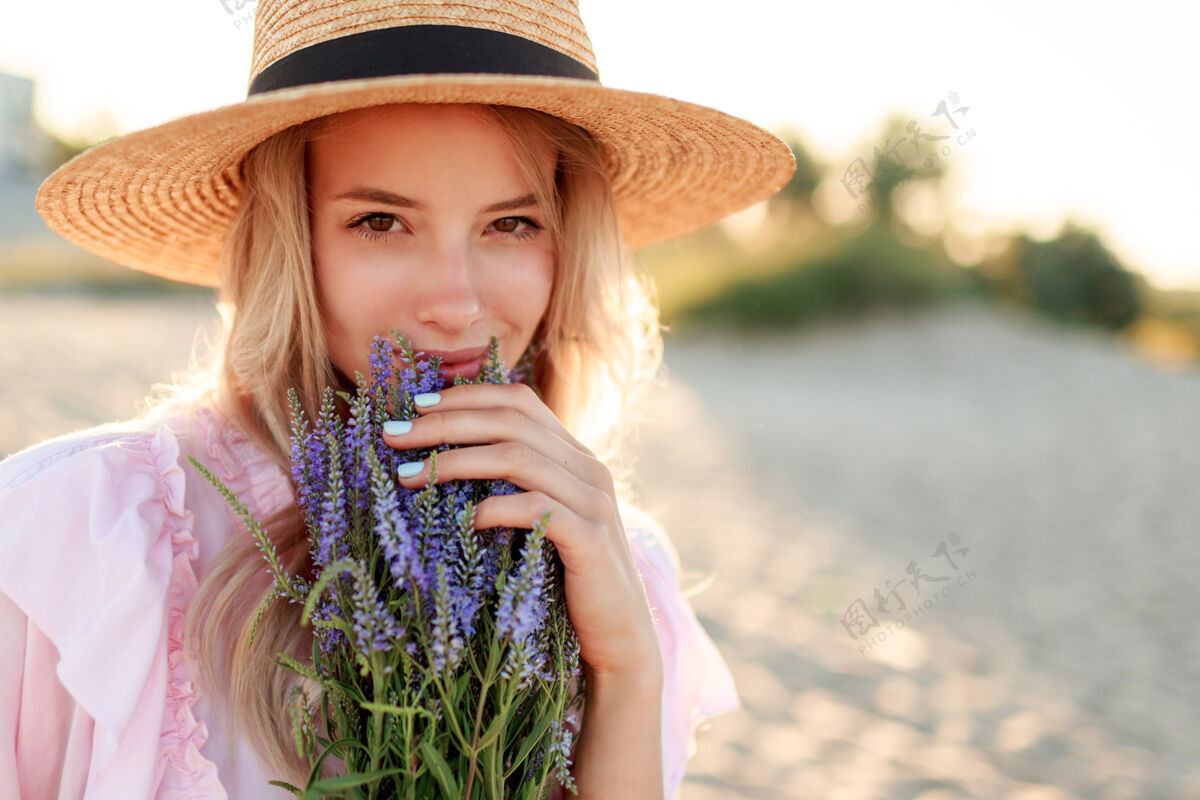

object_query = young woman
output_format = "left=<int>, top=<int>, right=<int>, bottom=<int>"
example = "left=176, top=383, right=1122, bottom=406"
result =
left=0, top=2, right=794, bottom=798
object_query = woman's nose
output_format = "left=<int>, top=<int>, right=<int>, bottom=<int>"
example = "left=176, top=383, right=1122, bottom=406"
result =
left=413, top=244, right=483, bottom=335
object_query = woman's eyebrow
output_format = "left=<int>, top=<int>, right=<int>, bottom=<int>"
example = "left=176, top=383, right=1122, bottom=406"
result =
left=330, top=187, right=537, bottom=213
left=330, top=187, right=417, bottom=207
left=480, top=193, right=538, bottom=213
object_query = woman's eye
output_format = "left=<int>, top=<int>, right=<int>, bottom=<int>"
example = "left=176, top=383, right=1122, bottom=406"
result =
left=347, top=213, right=540, bottom=241
left=365, top=214, right=395, bottom=232
left=491, top=216, right=541, bottom=240
left=348, top=212, right=402, bottom=241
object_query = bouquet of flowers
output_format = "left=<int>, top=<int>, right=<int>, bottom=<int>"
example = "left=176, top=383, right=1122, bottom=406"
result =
left=189, top=333, right=583, bottom=800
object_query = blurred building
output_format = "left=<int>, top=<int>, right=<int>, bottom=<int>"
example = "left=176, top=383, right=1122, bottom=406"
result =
left=0, top=72, right=57, bottom=244
left=0, top=73, right=55, bottom=182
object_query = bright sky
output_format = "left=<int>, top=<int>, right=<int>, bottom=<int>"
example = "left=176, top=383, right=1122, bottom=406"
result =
left=1, top=0, right=1196, bottom=289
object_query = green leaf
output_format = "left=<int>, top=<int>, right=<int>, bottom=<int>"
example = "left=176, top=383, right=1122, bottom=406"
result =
left=275, top=653, right=323, bottom=683
left=418, top=740, right=460, bottom=797
left=246, top=587, right=280, bottom=648
left=482, top=745, right=500, bottom=800
left=476, top=707, right=509, bottom=753
left=186, top=455, right=306, bottom=605
left=267, top=779, right=302, bottom=797
left=509, top=706, right=555, bottom=780
left=306, top=736, right=369, bottom=788
left=359, top=701, right=437, bottom=723
left=452, top=670, right=472, bottom=707
left=485, top=632, right=502, bottom=680
left=305, top=766, right=406, bottom=792
left=301, top=557, right=359, bottom=624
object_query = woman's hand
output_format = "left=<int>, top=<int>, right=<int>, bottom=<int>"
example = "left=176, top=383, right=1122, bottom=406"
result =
left=383, top=382, right=663, bottom=682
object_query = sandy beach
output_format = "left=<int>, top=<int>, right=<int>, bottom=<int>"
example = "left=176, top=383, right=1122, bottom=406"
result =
left=1, top=293, right=1196, bottom=798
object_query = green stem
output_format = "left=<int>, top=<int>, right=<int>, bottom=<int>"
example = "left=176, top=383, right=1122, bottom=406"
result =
left=491, top=680, right=513, bottom=799
left=461, top=676, right=493, bottom=799
left=402, top=659, right=415, bottom=800
left=368, top=654, right=384, bottom=800
left=427, top=668, right=471, bottom=754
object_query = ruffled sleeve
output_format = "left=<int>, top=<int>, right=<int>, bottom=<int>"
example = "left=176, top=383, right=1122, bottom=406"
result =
left=619, top=501, right=740, bottom=800
left=0, top=421, right=224, bottom=799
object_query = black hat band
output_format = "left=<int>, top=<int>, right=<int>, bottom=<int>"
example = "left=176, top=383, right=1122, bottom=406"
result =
left=247, top=24, right=599, bottom=96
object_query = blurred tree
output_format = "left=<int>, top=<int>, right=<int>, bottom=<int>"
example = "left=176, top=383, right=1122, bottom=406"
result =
left=35, top=109, right=121, bottom=176
left=767, top=130, right=823, bottom=218
left=981, top=221, right=1143, bottom=331
left=673, top=224, right=974, bottom=333
left=41, top=133, right=92, bottom=173
left=852, top=112, right=950, bottom=231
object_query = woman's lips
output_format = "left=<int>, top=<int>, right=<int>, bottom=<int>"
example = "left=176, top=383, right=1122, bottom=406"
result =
left=437, top=353, right=486, bottom=381
left=395, top=344, right=491, bottom=381
left=414, top=345, right=491, bottom=364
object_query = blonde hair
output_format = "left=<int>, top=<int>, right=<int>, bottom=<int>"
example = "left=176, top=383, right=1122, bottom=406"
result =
left=182, top=103, right=663, bottom=783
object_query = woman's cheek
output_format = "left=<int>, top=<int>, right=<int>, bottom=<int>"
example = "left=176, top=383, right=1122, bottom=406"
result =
left=315, top=253, right=381, bottom=374
left=511, top=248, right=555, bottom=310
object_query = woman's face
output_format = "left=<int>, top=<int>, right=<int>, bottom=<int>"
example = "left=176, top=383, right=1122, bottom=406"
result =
left=308, top=104, right=556, bottom=382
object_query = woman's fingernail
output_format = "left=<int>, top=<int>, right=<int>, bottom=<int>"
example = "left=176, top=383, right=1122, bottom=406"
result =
left=383, top=419, right=412, bottom=436
left=414, top=392, right=441, bottom=408
left=397, top=461, right=424, bottom=478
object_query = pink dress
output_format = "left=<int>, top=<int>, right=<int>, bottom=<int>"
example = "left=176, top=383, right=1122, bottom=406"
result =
left=0, top=396, right=739, bottom=799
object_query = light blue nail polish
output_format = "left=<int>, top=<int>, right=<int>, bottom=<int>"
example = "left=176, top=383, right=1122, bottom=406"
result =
left=383, top=419, right=412, bottom=436
left=397, top=461, right=424, bottom=478
left=414, top=392, right=441, bottom=408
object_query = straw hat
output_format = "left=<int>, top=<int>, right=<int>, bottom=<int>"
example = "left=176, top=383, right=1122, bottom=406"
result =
left=34, top=0, right=796, bottom=287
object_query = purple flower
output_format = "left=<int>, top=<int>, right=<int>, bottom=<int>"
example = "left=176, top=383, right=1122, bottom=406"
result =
left=311, top=591, right=347, bottom=655
left=346, top=560, right=404, bottom=657
left=547, top=715, right=578, bottom=791
left=302, top=429, right=328, bottom=518
left=369, top=446, right=419, bottom=593
left=367, top=336, right=394, bottom=396
left=274, top=329, right=580, bottom=783
left=450, top=504, right=488, bottom=638
left=478, top=338, right=508, bottom=385
left=508, top=338, right=544, bottom=386
left=288, top=389, right=328, bottom=521
left=342, top=389, right=375, bottom=503
left=313, top=429, right=348, bottom=568
left=427, top=562, right=465, bottom=673
left=496, top=516, right=552, bottom=688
